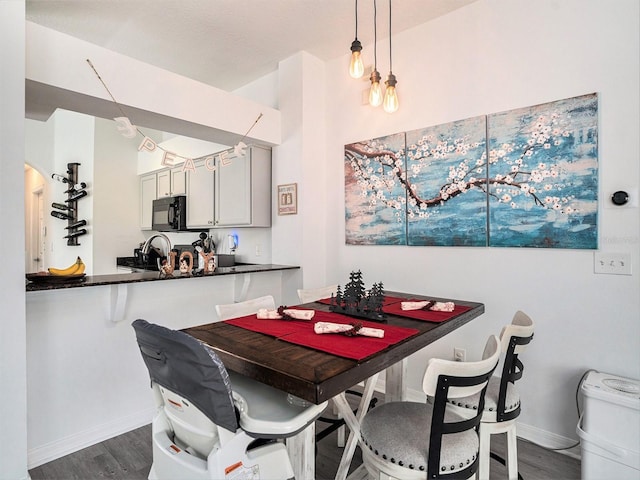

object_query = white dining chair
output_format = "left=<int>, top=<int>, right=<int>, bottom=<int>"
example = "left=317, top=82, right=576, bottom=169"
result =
left=360, top=335, right=501, bottom=480
left=447, top=311, right=535, bottom=480
left=215, top=294, right=275, bottom=320
left=132, top=319, right=328, bottom=480
left=297, top=284, right=338, bottom=304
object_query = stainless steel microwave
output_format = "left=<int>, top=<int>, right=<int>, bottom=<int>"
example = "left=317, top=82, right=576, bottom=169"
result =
left=152, top=195, right=188, bottom=231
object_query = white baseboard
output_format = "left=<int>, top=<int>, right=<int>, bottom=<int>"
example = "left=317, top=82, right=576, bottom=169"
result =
left=374, top=379, right=582, bottom=460
left=517, top=422, right=582, bottom=459
left=27, top=407, right=155, bottom=469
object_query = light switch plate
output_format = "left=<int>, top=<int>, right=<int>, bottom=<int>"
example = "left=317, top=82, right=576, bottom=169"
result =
left=594, top=252, right=632, bottom=275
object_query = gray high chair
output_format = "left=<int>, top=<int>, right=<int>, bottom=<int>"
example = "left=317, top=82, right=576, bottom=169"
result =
left=132, top=319, right=327, bottom=480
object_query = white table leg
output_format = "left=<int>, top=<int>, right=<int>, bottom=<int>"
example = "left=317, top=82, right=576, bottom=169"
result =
left=333, top=372, right=380, bottom=480
left=286, top=421, right=316, bottom=480
left=385, top=358, right=407, bottom=402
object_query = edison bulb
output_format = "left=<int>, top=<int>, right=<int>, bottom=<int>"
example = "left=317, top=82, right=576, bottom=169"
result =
left=369, top=70, right=383, bottom=107
left=383, top=73, right=399, bottom=113
left=349, top=40, right=364, bottom=78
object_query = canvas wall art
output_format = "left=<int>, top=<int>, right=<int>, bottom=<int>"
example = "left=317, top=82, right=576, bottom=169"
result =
left=344, top=93, right=598, bottom=249
left=487, top=93, right=598, bottom=248
left=345, top=132, right=407, bottom=245
left=405, top=115, right=487, bottom=246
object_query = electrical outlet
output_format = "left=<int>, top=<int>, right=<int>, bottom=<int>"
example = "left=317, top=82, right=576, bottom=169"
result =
left=454, top=348, right=466, bottom=362
left=594, top=252, right=632, bottom=275
left=255, top=244, right=262, bottom=257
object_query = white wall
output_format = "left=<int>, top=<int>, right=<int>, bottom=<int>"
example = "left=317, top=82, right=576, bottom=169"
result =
left=0, top=1, right=28, bottom=479
left=93, top=117, right=145, bottom=274
left=322, top=0, right=639, bottom=446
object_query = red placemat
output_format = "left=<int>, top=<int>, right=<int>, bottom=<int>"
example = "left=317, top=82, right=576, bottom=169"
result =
left=225, top=309, right=419, bottom=361
left=382, top=300, right=472, bottom=322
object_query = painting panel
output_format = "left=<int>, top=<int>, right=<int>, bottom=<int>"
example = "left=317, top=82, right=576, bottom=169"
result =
left=345, top=133, right=407, bottom=245
left=405, top=116, right=487, bottom=246
left=487, top=93, right=598, bottom=249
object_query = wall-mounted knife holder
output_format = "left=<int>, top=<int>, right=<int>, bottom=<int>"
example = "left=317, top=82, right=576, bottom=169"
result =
left=50, top=162, right=89, bottom=246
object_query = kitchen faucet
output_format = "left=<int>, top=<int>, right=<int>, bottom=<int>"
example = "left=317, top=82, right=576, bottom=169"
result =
left=141, top=233, right=172, bottom=270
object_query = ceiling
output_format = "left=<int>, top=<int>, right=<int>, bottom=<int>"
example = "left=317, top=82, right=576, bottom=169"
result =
left=26, top=0, right=476, bottom=92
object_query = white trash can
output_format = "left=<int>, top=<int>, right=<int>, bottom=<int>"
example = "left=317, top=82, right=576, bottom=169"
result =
left=576, top=371, right=640, bottom=480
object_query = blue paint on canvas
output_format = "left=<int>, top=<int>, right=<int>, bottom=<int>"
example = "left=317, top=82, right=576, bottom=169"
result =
left=405, top=116, right=487, bottom=246
left=487, top=93, right=598, bottom=249
left=343, top=93, right=598, bottom=249
left=345, top=133, right=407, bottom=245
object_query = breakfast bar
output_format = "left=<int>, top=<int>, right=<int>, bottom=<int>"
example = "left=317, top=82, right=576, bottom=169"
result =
left=23, top=264, right=301, bottom=468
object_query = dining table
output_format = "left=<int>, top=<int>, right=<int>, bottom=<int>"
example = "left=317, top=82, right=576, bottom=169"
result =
left=182, top=290, right=485, bottom=480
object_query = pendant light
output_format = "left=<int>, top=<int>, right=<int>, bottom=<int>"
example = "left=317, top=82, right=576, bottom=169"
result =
left=383, top=0, right=399, bottom=113
left=368, top=0, right=383, bottom=107
left=349, top=0, right=364, bottom=78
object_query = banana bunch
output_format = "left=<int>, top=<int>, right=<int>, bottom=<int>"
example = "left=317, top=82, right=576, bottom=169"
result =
left=48, top=256, right=86, bottom=276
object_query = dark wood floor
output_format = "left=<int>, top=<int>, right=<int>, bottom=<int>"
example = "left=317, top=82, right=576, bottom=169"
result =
left=29, top=419, right=580, bottom=480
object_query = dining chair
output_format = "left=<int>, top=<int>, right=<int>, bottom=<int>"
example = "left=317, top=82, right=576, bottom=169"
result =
left=215, top=294, right=275, bottom=320
left=360, top=334, right=501, bottom=480
left=132, top=319, right=328, bottom=480
left=447, top=311, right=534, bottom=480
left=297, top=284, right=338, bottom=304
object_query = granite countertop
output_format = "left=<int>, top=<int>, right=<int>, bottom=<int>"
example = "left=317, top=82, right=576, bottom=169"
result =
left=26, top=263, right=300, bottom=292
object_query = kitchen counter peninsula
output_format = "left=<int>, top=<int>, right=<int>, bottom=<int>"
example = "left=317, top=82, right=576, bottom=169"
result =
left=25, top=262, right=300, bottom=466
left=25, top=263, right=299, bottom=292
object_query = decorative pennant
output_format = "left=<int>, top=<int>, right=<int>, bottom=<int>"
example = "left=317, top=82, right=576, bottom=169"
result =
left=114, top=116, right=137, bottom=138
left=87, top=58, right=264, bottom=174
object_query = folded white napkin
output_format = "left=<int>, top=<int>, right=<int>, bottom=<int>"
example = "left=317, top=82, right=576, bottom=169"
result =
left=400, top=301, right=455, bottom=312
left=313, top=321, right=384, bottom=338
left=256, top=308, right=315, bottom=320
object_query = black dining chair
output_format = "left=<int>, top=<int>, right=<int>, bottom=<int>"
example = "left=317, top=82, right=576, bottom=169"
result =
left=360, top=334, right=501, bottom=479
left=447, top=311, right=535, bottom=480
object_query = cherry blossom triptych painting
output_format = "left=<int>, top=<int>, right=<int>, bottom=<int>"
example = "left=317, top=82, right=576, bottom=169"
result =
left=344, top=93, right=598, bottom=249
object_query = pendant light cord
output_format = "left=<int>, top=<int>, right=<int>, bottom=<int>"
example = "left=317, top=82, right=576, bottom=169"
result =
left=355, top=0, right=359, bottom=38
left=373, top=0, right=377, bottom=68
left=388, top=0, right=392, bottom=72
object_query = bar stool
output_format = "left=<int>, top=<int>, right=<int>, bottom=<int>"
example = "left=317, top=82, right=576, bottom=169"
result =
left=360, top=335, right=501, bottom=479
left=448, top=311, right=535, bottom=480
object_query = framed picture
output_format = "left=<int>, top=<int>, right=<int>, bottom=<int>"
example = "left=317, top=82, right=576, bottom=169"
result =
left=277, top=183, right=298, bottom=215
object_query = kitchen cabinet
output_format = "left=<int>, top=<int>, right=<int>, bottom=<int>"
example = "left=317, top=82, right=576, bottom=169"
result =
left=156, top=169, right=171, bottom=197
left=186, top=157, right=215, bottom=228
left=170, top=166, right=186, bottom=195
left=157, top=166, right=186, bottom=197
left=139, top=172, right=157, bottom=230
left=140, top=165, right=187, bottom=229
left=215, top=145, right=271, bottom=227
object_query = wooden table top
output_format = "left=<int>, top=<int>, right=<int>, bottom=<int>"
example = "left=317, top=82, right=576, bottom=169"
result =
left=183, top=291, right=484, bottom=404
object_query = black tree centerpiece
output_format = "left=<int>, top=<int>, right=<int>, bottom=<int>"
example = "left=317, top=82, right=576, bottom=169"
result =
left=330, top=270, right=386, bottom=322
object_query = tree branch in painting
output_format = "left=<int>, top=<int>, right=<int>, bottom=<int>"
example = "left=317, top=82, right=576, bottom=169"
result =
left=345, top=112, right=584, bottom=220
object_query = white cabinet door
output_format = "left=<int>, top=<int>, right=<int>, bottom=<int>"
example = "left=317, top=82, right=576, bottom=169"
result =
left=156, top=170, right=171, bottom=197
left=214, top=146, right=272, bottom=227
left=140, top=173, right=157, bottom=230
left=171, top=166, right=186, bottom=195
left=215, top=153, right=251, bottom=226
left=186, top=158, right=215, bottom=228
